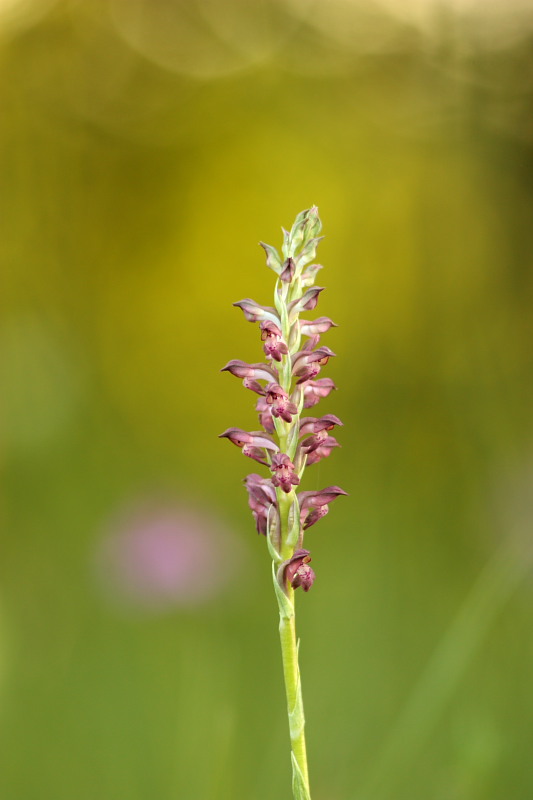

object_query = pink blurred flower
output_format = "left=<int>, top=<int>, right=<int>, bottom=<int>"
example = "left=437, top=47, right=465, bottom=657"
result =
left=95, top=500, right=240, bottom=611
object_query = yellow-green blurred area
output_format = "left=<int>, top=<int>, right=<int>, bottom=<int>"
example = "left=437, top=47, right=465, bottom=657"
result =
left=1, top=0, right=533, bottom=798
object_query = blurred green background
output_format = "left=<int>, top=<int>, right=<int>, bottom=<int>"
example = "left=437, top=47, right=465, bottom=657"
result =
left=1, top=1, right=533, bottom=798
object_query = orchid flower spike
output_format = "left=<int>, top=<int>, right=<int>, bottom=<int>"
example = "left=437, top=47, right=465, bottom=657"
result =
left=218, top=207, right=347, bottom=800
left=219, top=206, right=346, bottom=579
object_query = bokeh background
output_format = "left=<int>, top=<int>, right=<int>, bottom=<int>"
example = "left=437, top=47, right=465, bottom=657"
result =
left=1, top=0, right=533, bottom=798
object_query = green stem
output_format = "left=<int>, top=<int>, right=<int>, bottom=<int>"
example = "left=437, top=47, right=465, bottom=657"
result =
left=278, top=589, right=310, bottom=798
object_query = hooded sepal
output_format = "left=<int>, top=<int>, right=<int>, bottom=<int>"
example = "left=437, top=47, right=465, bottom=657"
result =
left=300, top=317, right=337, bottom=337
left=292, top=346, right=336, bottom=384
left=298, top=486, right=348, bottom=530
left=300, top=414, right=342, bottom=455
left=233, top=298, right=280, bottom=325
left=219, top=428, right=279, bottom=466
left=288, top=287, right=325, bottom=321
left=221, top=359, right=277, bottom=383
left=299, top=414, right=343, bottom=437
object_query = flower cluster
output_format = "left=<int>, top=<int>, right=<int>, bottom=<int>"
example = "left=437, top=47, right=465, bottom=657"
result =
left=219, top=207, right=347, bottom=593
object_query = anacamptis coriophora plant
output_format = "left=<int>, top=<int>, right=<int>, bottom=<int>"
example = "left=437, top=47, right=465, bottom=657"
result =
left=219, top=207, right=347, bottom=800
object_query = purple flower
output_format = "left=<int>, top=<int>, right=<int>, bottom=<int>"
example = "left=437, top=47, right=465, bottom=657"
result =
left=300, top=414, right=343, bottom=454
left=281, top=549, right=316, bottom=592
left=244, top=473, right=277, bottom=535
left=292, top=346, right=336, bottom=384
left=265, top=383, right=298, bottom=423
left=260, top=320, right=289, bottom=362
left=299, top=414, right=343, bottom=437
left=298, top=486, right=348, bottom=530
left=302, top=377, right=337, bottom=408
left=219, top=428, right=279, bottom=466
left=270, top=453, right=300, bottom=494
left=233, top=298, right=280, bottom=324
left=221, top=359, right=277, bottom=383
left=300, top=317, right=337, bottom=337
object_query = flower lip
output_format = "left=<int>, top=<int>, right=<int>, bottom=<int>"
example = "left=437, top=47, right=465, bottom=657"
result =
left=265, top=383, right=298, bottom=423
left=260, top=321, right=289, bottom=362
